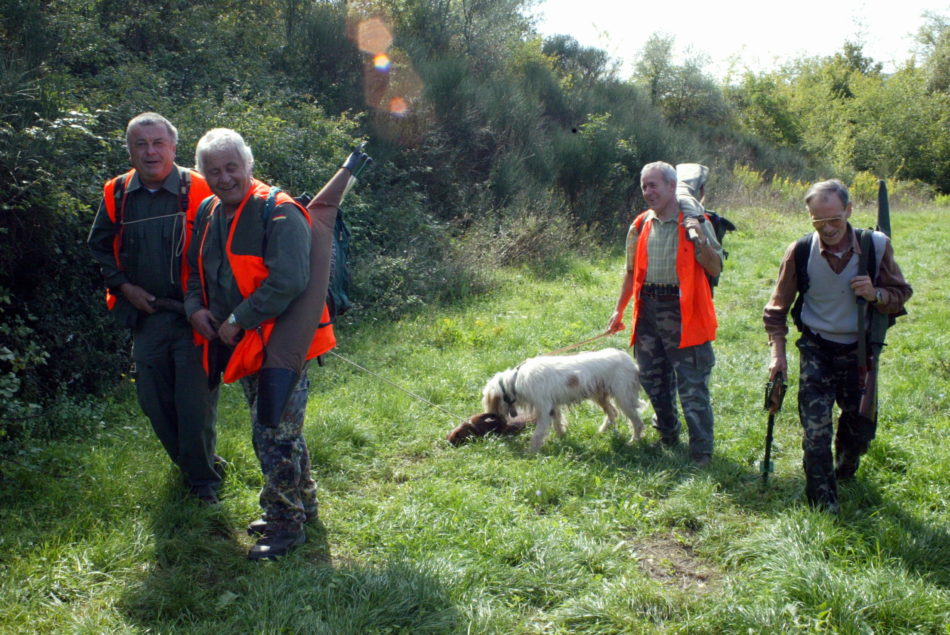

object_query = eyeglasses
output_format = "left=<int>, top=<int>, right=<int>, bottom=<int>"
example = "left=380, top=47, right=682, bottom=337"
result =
left=810, top=215, right=847, bottom=230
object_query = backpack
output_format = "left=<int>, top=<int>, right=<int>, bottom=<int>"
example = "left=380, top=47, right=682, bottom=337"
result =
left=703, top=209, right=735, bottom=293
left=262, top=188, right=353, bottom=325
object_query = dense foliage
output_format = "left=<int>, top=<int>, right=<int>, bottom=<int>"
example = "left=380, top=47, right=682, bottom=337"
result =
left=0, top=0, right=946, bottom=446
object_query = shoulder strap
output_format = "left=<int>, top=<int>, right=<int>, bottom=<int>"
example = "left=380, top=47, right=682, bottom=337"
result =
left=794, top=233, right=812, bottom=294
left=791, top=233, right=813, bottom=332
left=111, top=171, right=132, bottom=225
left=177, top=166, right=191, bottom=214
left=259, top=186, right=280, bottom=225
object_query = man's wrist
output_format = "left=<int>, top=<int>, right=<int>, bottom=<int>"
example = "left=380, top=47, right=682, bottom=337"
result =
left=227, top=313, right=240, bottom=327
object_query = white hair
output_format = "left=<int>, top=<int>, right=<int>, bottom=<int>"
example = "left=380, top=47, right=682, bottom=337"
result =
left=126, top=112, right=178, bottom=147
left=640, top=161, right=677, bottom=185
left=194, top=128, right=254, bottom=176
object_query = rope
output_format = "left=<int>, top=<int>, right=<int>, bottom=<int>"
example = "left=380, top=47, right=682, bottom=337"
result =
left=326, top=350, right=467, bottom=422
left=326, top=329, right=616, bottom=421
left=544, top=330, right=614, bottom=356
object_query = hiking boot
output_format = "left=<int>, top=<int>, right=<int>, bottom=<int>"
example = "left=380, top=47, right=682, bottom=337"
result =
left=192, top=486, right=219, bottom=506
left=247, top=524, right=306, bottom=560
left=691, top=453, right=711, bottom=468
left=806, top=494, right=839, bottom=516
left=656, top=434, right=679, bottom=447
left=834, top=454, right=861, bottom=482
left=247, top=510, right=317, bottom=536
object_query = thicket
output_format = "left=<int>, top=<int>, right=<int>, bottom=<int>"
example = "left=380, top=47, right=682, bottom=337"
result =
left=1, top=0, right=946, bottom=449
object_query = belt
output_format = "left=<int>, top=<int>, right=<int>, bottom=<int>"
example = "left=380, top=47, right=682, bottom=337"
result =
left=641, top=283, right=680, bottom=298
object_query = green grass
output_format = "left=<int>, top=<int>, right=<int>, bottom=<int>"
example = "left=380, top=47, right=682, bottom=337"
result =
left=1, top=205, right=948, bottom=633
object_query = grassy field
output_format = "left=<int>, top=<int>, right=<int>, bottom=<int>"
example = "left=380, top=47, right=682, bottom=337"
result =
left=1, top=205, right=948, bottom=633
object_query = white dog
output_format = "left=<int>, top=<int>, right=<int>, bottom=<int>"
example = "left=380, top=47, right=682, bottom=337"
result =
left=481, top=348, right=645, bottom=452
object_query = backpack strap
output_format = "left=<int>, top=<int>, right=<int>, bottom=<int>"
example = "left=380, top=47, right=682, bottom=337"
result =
left=259, top=186, right=280, bottom=223
left=177, top=166, right=191, bottom=215
left=790, top=233, right=813, bottom=331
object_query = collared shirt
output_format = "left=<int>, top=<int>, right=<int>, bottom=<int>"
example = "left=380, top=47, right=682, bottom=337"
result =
left=88, top=166, right=187, bottom=301
left=624, top=209, right=723, bottom=284
left=763, top=225, right=913, bottom=345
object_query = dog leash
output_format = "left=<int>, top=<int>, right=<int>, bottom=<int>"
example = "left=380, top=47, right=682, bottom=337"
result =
left=326, top=350, right=468, bottom=421
left=544, top=330, right=614, bottom=356
left=326, top=330, right=615, bottom=421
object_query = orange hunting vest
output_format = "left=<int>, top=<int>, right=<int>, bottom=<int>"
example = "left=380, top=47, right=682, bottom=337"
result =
left=101, top=167, right=212, bottom=309
left=195, top=180, right=336, bottom=383
left=629, top=212, right=717, bottom=348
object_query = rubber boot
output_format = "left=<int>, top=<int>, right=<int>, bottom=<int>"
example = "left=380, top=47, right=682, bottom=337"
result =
left=256, top=368, right=299, bottom=428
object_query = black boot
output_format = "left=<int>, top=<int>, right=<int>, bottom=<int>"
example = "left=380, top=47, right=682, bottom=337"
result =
left=248, top=522, right=306, bottom=560
left=247, top=508, right=317, bottom=536
left=257, top=368, right=300, bottom=427
left=835, top=453, right=861, bottom=481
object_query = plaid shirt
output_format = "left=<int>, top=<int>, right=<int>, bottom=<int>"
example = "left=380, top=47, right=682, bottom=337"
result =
left=624, top=210, right=722, bottom=284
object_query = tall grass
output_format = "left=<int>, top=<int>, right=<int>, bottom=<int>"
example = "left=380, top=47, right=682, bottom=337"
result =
left=0, top=204, right=947, bottom=633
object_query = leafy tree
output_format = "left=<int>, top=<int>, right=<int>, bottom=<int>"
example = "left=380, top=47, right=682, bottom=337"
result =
left=916, top=11, right=950, bottom=93
left=633, top=33, right=729, bottom=128
left=727, top=72, right=802, bottom=147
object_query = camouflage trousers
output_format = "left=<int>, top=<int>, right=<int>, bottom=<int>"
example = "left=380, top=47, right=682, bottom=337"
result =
left=796, top=332, right=876, bottom=506
left=634, top=295, right=716, bottom=458
left=241, top=368, right=318, bottom=528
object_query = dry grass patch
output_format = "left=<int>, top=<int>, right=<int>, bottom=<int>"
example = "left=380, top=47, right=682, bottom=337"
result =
left=632, top=532, right=720, bottom=595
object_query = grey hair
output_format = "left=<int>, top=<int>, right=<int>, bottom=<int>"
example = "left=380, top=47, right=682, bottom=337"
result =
left=805, top=179, right=850, bottom=209
left=194, top=128, right=254, bottom=176
left=640, top=161, right=677, bottom=185
left=126, top=112, right=178, bottom=147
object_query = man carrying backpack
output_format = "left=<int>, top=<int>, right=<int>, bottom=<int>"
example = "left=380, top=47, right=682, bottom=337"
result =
left=88, top=113, right=223, bottom=504
left=607, top=161, right=724, bottom=467
left=763, top=179, right=912, bottom=514
left=185, top=128, right=363, bottom=560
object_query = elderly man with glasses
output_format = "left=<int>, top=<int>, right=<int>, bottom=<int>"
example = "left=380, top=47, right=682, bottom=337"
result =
left=763, top=179, right=912, bottom=513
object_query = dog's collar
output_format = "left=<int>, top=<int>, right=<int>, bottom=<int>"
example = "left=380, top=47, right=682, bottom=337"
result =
left=500, top=367, right=520, bottom=406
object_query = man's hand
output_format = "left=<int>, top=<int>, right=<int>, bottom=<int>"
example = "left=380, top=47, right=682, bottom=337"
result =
left=607, top=310, right=626, bottom=334
left=768, top=354, right=787, bottom=382
left=218, top=320, right=243, bottom=347
left=188, top=308, right=219, bottom=340
left=849, top=274, right=877, bottom=302
left=119, top=283, right=156, bottom=314
left=341, top=142, right=370, bottom=173
left=682, top=216, right=706, bottom=244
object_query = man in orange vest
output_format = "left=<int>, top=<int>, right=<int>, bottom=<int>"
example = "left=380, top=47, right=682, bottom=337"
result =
left=186, top=128, right=339, bottom=560
left=607, top=161, right=723, bottom=466
left=88, top=112, right=223, bottom=504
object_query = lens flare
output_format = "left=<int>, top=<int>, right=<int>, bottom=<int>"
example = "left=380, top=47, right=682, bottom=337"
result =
left=388, top=97, right=409, bottom=117
left=356, top=17, right=392, bottom=55
left=373, top=54, right=391, bottom=72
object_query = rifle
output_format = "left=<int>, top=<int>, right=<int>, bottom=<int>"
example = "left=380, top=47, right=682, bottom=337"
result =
left=856, top=180, right=891, bottom=421
left=760, top=374, right=787, bottom=487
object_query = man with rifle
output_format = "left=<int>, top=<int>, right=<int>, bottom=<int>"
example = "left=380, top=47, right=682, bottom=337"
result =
left=763, top=179, right=912, bottom=513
